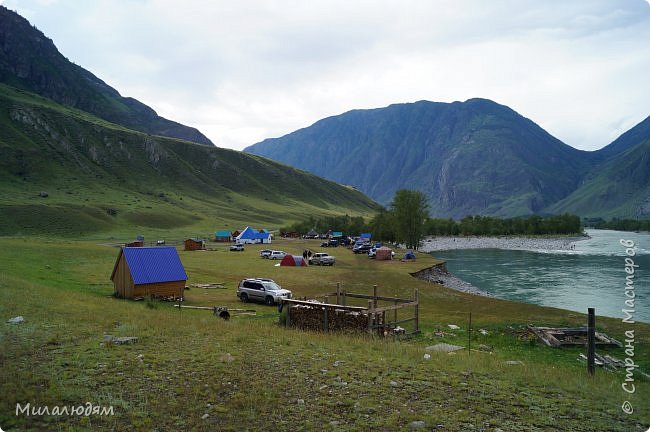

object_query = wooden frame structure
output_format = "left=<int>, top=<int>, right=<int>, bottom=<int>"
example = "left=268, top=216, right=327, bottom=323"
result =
left=281, top=284, right=419, bottom=337
left=527, top=325, right=622, bottom=348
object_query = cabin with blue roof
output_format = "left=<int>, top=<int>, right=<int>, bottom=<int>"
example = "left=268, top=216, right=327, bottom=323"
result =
left=110, top=247, right=188, bottom=299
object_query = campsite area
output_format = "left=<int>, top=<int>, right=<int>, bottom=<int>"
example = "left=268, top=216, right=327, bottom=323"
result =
left=1, top=236, right=649, bottom=431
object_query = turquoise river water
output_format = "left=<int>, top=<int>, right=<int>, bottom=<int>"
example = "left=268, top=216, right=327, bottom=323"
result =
left=434, top=229, right=649, bottom=322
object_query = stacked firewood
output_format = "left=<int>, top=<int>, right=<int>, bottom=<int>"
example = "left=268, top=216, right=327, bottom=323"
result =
left=288, top=305, right=379, bottom=332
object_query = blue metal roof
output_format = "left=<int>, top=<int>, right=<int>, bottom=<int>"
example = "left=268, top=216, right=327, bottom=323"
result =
left=122, top=247, right=187, bottom=284
left=215, top=231, right=231, bottom=237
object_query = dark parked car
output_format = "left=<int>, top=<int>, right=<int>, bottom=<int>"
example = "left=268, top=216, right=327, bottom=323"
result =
left=353, top=243, right=372, bottom=254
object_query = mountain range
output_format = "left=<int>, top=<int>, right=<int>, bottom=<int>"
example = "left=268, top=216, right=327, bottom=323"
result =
left=0, top=7, right=378, bottom=236
left=1, top=4, right=648, bottom=231
left=0, top=6, right=213, bottom=146
left=246, top=100, right=650, bottom=219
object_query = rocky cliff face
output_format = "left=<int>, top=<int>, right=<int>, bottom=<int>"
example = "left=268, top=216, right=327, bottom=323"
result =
left=0, top=6, right=214, bottom=146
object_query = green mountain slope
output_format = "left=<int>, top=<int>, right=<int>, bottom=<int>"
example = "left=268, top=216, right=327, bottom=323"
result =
left=246, top=99, right=593, bottom=218
left=0, top=84, right=379, bottom=236
left=548, top=122, right=650, bottom=219
left=0, top=6, right=213, bottom=146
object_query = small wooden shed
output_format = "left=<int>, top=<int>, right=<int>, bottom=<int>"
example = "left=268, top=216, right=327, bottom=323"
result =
left=110, top=247, right=188, bottom=299
left=184, top=238, right=205, bottom=251
left=214, top=230, right=232, bottom=242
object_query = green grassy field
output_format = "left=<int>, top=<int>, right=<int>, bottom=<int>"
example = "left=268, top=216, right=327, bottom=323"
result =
left=1, top=237, right=648, bottom=431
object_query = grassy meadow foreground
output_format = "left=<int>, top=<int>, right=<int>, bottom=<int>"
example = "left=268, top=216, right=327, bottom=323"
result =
left=1, top=237, right=649, bottom=431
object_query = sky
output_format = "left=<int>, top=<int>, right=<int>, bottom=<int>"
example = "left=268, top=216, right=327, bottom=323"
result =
left=2, top=0, right=650, bottom=151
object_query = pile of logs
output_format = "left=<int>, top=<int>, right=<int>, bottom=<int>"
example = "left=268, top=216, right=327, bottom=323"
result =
left=288, top=304, right=378, bottom=332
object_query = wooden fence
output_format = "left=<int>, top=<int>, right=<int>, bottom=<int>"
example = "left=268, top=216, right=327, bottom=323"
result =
left=281, top=283, right=419, bottom=337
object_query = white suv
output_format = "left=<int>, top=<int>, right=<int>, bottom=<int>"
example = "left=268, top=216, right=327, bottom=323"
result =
left=236, top=278, right=292, bottom=305
left=269, top=250, right=287, bottom=260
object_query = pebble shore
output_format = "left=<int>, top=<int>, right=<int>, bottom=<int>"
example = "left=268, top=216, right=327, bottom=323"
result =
left=415, top=235, right=588, bottom=297
left=418, top=235, right=587, bottom=253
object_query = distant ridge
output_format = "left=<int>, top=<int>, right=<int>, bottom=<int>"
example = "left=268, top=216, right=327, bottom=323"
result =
left=0, top=6, right=213, bottom=146
left=246, top=98, right=597, bottom=218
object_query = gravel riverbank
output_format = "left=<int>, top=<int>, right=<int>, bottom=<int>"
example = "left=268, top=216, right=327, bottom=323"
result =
left=418, top=235, right=588, bottom=253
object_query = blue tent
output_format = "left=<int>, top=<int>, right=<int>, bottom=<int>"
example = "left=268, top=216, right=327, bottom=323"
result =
left=360, top=233, right=372, bottom=239
left=403, top=250, right=416, bottom=260
left=236, top=226, right=272, bottom=244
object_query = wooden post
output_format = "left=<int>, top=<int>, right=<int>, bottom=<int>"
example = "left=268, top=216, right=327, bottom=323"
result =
left=414, top=288, right=419, bottom=333
left=336, top=282, right=341, bottom=305
left=373, top=285, right=378, bottom=309
left=468, top=312, right=472, bottom=357
left=587, top=308, right=595, bottom=376
left=342, top=290, right=347, bottom=306
left=286, top=303, right=291, bottom=327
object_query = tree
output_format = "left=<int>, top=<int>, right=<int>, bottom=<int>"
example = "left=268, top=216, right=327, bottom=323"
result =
left=390, top=189, right=429, bottom=249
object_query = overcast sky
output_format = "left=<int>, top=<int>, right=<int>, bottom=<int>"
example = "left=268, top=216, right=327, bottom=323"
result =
left=2, top=0, right=649, bottom=151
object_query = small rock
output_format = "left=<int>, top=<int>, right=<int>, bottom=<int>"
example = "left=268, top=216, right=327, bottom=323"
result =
left=477, top=344, right=493, bottom=352
left=103, top=335, right=138, bottom=345
left=423, top=353, right=431, bottom=360
left=320, top=369, right=328, bottom=374
left=220, top=353, right=235, bottom=363
left=319, top=385, right=328, bottom=390
left=330, top=421, right=341, bottom=426
left=409, top=420, right=426, bottom=429
left=297, top=399, right=305, bottom=405
left=201, top=413, right=210, bottom=420
left=333, top=360, right=343, bottom=367
left=479, top=329, right=489, bottom=335
left=447, top=324, right=460, bottom=330
left=505, top=360, right=523, bottom=365
left=390, top=380, right=399, bottom=387
left=425, top=343, right=464, bottom=353
left=7, top=316, right=25, bottom=324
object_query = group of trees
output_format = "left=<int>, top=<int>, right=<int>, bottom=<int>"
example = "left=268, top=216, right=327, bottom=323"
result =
left=426, top=214, right=582, bottom=236
left=587, top=218, right=650, bottom=232
left=285, top=189, right=586, bottom=247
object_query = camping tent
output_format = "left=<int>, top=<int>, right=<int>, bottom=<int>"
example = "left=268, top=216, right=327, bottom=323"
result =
left=236, top=226, right=272, bottom=244
left=280, top=255, right=307, bottom=267
left=376, top=246, right=393, bottom=261
left=403, top=250, right=416, bottom=260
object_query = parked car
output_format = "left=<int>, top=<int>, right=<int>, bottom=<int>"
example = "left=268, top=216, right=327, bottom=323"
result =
left=368, top=247, right=377, bottom=258
left=309, top=252, right=336, bottom=266
left=353, top=243, right=372, bottom=254
left=236, top=278, right=292, bottom=305
left=260, top=249, right=272, bottom=258
left=230, top=244, right=244, bottom=252
left=269, top=250, right=287, bottom=260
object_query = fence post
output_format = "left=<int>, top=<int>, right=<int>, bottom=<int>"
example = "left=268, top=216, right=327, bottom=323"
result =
left=373, top=285, right=378, bottom=309
left=336, top=282, right=341, bottom=305
left=587, top=307, right=595, bottom=376
left=414, top=288, right=419, bottom=334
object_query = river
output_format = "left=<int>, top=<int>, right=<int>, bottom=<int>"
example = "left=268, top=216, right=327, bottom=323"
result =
left=433, top=229, right=649, bottom=322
